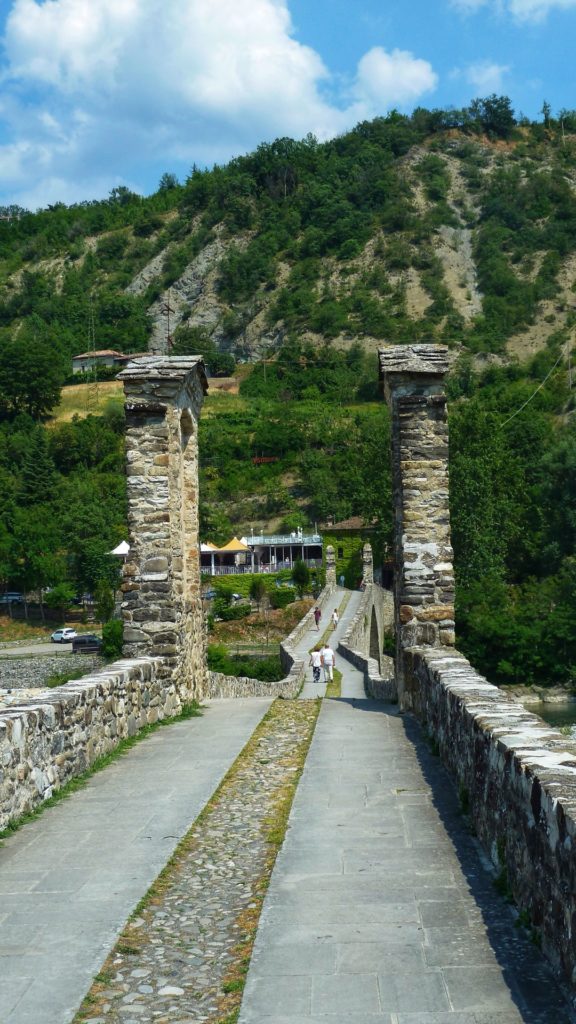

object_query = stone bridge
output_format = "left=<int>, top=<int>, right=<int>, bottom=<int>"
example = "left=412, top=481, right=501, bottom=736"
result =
left=1, top=347, right=576, bottom=1023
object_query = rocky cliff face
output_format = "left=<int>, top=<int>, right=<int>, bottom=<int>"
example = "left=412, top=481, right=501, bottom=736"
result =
left=4, top=126, right=576, bottom=366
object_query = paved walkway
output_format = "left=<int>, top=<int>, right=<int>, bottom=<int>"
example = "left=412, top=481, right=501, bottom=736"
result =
left=240, top=663, right=574, bottom=1022
left=298, top=589, right=364, bottom=700
left=0, top=698, right=271, bottom=1024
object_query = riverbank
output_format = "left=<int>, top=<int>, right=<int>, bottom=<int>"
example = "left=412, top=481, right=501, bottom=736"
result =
left=500, top=683, right=576, bottom=705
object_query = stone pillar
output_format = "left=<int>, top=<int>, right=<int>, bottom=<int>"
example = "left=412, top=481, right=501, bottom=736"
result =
left=325, top=545, right=336, bottom=587
left=117, top=356, right=209, bottom=700
left=379, top=345, right=455, bottom=710
left=362, top=542, right=374, bottom=586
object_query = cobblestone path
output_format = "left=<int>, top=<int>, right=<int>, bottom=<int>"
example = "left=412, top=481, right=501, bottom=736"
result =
left=75, top=699, right=320, bottom=1024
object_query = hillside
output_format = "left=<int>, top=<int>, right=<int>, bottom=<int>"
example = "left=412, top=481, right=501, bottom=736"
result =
left=2, top=100, right=576, bottom=381
left=1, top=99, right=576, bottom=690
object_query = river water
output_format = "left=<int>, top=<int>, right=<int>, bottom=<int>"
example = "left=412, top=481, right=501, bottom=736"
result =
left=528, top=702, right=576, bottom=733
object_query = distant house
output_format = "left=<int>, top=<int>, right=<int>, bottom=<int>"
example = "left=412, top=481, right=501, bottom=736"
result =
left=72, top=350, right=146, bottom=374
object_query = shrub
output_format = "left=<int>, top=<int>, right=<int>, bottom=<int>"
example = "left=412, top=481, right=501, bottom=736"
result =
left=102, top=618, right=123, bottom=659
left=207, top=644, right=284, bottom=681
left=270, top=590, right=294, bottom=609
left=212, top=599, right=251, bottom=621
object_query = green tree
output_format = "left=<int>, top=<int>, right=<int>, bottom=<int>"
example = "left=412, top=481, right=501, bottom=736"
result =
left=158, top=172, right=179, bottom=191
left=249, top=577, right=267, bottom=608
left=44, top=582, right=76, bottom=619
left=291, top=559, right=310, bottom=598
left=20, top=428, right=56, bottom=504
left=0, top=333, right=65, bottom=418
left=470, top=94, right=516, bottom=139
left=95, top=580, right=115, bottom=623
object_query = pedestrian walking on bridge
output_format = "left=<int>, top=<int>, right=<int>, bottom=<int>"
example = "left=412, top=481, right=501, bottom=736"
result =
left=309, top=647, right=322, bottom=684
left=322, top=643, right=335, bottom=682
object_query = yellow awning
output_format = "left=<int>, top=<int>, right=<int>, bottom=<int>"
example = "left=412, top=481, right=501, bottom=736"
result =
left=218, top=536, right=251, bottom=552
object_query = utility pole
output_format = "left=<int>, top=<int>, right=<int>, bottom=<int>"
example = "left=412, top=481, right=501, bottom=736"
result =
left=87, top=297, right=99, bottom=412
left=161, top=289, right=175, bottom=353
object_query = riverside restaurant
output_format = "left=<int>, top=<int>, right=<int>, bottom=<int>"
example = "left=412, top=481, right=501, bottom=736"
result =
left=200, top=530, right=323, bottom=576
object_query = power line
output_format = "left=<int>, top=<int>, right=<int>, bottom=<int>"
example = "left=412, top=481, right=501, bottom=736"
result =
left=499, top=342, right=571, bottom=428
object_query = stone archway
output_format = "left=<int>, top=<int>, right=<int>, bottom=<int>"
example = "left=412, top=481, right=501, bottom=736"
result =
left=369, top=605, right=381, bottom=665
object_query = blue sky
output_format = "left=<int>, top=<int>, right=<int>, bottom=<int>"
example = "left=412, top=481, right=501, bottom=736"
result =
left=0, top=0, right=575, bottom=210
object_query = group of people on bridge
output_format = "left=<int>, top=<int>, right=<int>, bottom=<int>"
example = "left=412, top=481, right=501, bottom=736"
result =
left=309, top=641, right=336, bottom=683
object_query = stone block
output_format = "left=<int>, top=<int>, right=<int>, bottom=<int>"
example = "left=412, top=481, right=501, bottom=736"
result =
left=439, top=629, right=456, bottom=646
left=415, top=605, right=455, bottom=622
left=123, top=627, right=147, bottom=643
left=142, top=556, right=169, bottom=573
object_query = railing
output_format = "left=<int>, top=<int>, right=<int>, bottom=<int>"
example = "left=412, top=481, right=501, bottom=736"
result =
left=246, top=534, right=322, bottom=546
left=206, top=559, right=323, bottom=576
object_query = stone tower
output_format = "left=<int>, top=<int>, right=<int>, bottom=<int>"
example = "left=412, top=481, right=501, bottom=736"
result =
left=379, top=345, right=455, bottom=709
left=117, top=356, right=209, bottom=698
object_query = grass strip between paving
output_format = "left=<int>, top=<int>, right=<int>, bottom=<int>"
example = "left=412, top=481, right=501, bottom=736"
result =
left=325, top=666, right=342, bottom=699
left=74, top=696, right=321, bottom=1024
left=308, top=591, right=349, bottom=699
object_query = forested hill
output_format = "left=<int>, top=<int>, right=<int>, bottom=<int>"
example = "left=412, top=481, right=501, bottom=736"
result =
left=2, top=96, right=576, bottom=690
left=3, top=95, right=576, bottom=382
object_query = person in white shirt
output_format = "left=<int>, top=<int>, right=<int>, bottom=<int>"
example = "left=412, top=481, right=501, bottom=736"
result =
left=332, top=608, right=339, bottom=630
left=322, top=643, right=335, bottom=682
left=309, top=647, right=322, bottom=684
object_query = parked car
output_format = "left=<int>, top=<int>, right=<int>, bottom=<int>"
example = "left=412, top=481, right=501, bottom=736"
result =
left=0, top=592, right=24, bottom=604
left=202, top=589, right=217, bottom=600
left=72, top=633, right=102, bottom=654
left=50, top=628, right=77, bottom=644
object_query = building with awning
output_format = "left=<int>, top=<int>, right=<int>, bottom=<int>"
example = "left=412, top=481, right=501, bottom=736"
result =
left=199, top=530, right=323, bottom=576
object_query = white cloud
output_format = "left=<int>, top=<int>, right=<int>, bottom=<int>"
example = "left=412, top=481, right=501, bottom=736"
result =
left=354, top=47, right=438, bottom=107
left=509, top=0, right=576, bottom=18
left=451, top=0, right=576, bottom=19
left=0, top=0, right=439, bottom=208
left=464, top=60, right=511, bottom=92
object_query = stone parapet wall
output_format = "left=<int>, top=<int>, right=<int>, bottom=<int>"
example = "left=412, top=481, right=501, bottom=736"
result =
left=364, top=661, right=395, bottom=701
left=279, top=585, right=335, bottom=674
left=0, top=654, right=102, bottom=690
left=337, top=585, right=396, bottom=702
left=0, top=655, right=195, bottom=830
left=340, top=584, right=394, bottom=660
left=208, top=589, right=335, bottom=700
left=208, top=663, right=303, bottom=700
left=406, top=645, right=576, bottom=987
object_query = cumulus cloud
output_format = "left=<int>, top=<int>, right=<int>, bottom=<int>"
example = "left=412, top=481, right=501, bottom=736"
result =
left=0, top=0, right=439, bottom=208
left=354, top=47, right=438, bottom=108
left=451, top=0, right=576, bottom=19
left=464, top=60, right=511, bottom=92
